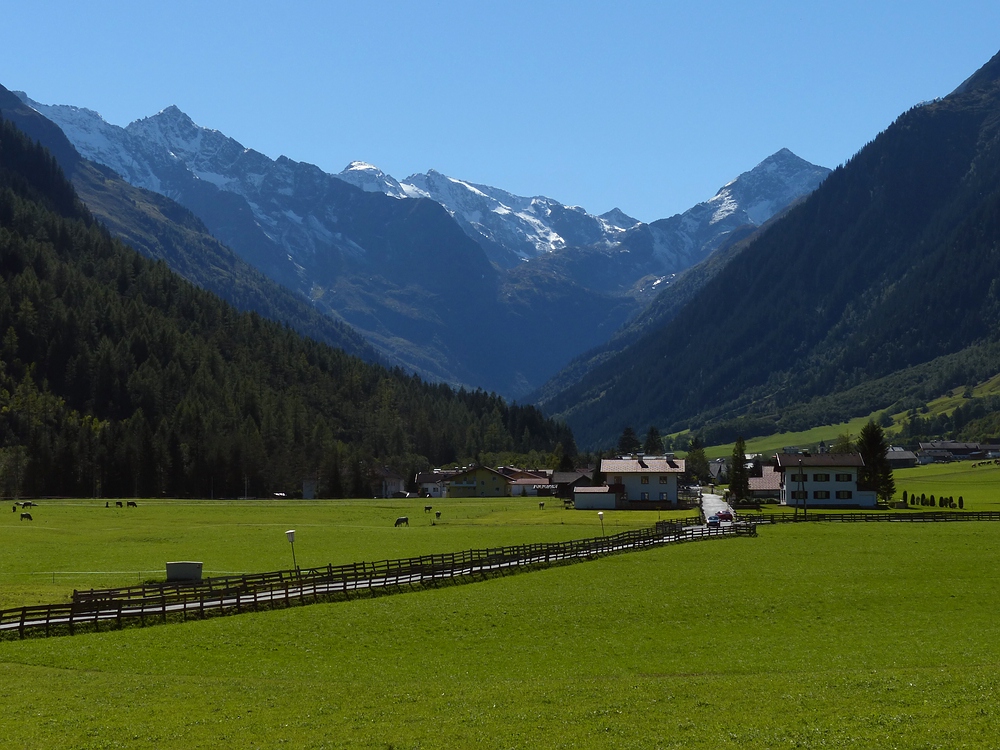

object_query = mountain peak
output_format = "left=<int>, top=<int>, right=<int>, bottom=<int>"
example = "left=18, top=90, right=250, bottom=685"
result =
left=950, top=49, right=1000, bottom=97
left=336, top=160, right=407, bottom=197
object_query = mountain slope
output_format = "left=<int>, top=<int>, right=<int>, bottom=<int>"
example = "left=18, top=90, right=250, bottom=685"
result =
left=23, top=93, right=828, bottom=397
left=544, top=48, right=1000, bottom=448
left=0, top=86, right=378, bottom=363
left=0, top=115, right=574, bottom=497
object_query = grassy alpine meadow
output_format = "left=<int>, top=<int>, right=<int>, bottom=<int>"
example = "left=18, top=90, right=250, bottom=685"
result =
left=894, top=460, right=1000, bottom=510
left=1, top=500, right=1000, bottom=747
left=0, top=496, right=685, bottom=609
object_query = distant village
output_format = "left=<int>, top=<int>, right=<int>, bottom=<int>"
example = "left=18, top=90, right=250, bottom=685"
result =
left=343, top=440, right=1000, bottom=512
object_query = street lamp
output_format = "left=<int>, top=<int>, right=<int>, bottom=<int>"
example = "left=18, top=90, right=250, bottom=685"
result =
left=598, top=511, right=605, bottom=536
left=285, top=529, right=298, bottom=572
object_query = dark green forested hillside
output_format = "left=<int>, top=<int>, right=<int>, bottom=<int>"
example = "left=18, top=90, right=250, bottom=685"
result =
left=545, top=49, right=1000, bottom=448
left=0, top=117, right=574, bottom=498
left=0, top=85, right=380, bottom=365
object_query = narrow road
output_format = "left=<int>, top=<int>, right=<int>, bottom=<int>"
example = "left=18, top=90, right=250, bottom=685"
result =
left=700, top=492, right=735, bottom=523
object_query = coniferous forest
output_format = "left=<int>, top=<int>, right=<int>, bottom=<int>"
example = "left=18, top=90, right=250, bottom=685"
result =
left=0, top=117, right=575, bottom=498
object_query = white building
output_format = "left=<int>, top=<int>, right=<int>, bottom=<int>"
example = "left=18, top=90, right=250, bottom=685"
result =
left=600, top=455, right=686, bottom=506
left=773, top=453, right=876, bottom=508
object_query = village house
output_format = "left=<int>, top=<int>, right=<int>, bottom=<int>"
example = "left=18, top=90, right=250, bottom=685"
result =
left=773, top=452, right=876, bottom=508
left=414, top=469, right=459, bottom=498
left=600, top=455, right=686, bottom=507
left=550, top=470, right=593, bottom=499
left=445, top=465, right=511, bottom=498
left=747, top=465, right=781, bottom=502
left=374, top=467, right=407, bottom=498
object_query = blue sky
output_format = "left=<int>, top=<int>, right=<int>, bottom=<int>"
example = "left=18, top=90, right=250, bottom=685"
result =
left=4, top=1, right=1000, bottom=221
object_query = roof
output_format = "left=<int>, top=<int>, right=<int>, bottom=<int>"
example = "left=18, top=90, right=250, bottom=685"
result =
left=575, top=485, right=614, bottom=494
left=748, top=466, right=781, bottom=492
left=917, top=441, right=980, bottom=452
left=886, top=450, right=917, bottom=461
left=550, top=471, right=592, bottom=485
left=601, top=457, right=685, bottom=473
left=448, top=465, right=510, bottom=482
left=414, top=471, right=458, bottom=484
left=774, top=452, right=864, bottom=469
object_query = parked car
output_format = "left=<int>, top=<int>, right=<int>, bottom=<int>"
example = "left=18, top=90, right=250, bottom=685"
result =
left=707, top=515, right=720, bottom=527
left=717, top=510, right=734, bottom=522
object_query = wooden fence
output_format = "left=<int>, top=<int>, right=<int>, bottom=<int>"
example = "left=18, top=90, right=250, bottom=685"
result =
left=0, top=517, right=746, bottom=639
left=743, top=510, right=1000, bottom=524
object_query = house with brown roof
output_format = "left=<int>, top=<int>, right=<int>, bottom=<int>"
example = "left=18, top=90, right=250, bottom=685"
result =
left=600, top=455, right=686, bottom=507
left=773, top=452, right=876, bottom=508
left=747, top=465, right=781, bottom=501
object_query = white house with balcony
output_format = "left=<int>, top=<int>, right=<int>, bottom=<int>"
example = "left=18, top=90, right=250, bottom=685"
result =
left=773, top=452, right=876, bottom=508
left=600, top=455, right=686, bottom=507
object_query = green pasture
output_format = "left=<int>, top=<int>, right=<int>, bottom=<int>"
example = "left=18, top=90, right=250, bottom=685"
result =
left=0, top=497, right=684, bottom=610
left=700, top=371, right=1000, bottom=460
left=895, top=461, right=1000, bottom=510
left=1, top=517, right=999, bottom=748
left=702, top=413, right=882, bottom=460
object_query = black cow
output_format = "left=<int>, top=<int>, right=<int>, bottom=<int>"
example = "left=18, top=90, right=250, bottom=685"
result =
left=115, top=501, right=123, bottom=508
left=127, top=501, right=138, bottom=508
left=394, top=516, right=409, bottom=527
left=20, top=513, right=32, bottom=521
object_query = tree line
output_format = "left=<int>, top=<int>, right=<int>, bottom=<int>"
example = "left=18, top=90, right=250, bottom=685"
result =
left=0, top=117, right=575, bottom=498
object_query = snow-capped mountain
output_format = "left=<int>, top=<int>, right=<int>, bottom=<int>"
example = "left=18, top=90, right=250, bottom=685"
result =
left=336, top=163, right=640, bottom=268
left=620, top=149, right=831, bottom=279
left=20, top=92, right=829, bottom=398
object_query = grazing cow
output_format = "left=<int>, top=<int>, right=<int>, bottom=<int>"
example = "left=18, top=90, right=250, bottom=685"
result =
left=115, top=501, right=123, bottom=508
left=20, top=513, right=32, bottom=521
left=435, top=511, right=441, bottom=519
left=21, top=501, right=33, bottom=508
left=424, top=505, right=433, bottom=513
left=127, top=501, right=138, bottom=508
left=11, top=505, right=15, bottom=513
left=394, top=516, right=409, bottom=527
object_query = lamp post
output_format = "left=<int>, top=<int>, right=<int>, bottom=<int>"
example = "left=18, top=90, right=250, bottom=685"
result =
left=285, top=529, right=298, bottom=572
left=598, top=511, right=605, bottom=536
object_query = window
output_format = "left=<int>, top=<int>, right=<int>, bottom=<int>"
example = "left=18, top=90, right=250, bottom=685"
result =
left=835, top=473, right=852, bottom=482
left=659, top=492, right=667, bottom=501
left=813, top=473, right=830, bottom=482
left=790, top=473, right=808, bottom=483
left=813, top=490, right=830, bottom=499
left=836, top=490, right=853, bottom=499
left=659, top=476, right=669, bottom=484
left=641, top=476, right=649, bottom=485
left=790, top=490, right=807, bottom=500
left=640, top=492, right=649, bottom=500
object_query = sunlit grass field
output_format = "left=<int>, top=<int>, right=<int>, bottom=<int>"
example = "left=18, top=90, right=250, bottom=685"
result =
left=2, top=490, right=1000, bottom=747
left=0, top=497, right=686, bottom=609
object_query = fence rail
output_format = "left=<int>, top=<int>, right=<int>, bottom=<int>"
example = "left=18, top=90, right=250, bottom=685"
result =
left=1, top=517, right=749, bottom=639
left=744, top=510, right=1000, bottom=524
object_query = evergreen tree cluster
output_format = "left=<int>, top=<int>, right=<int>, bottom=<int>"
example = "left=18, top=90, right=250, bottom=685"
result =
left=0, top=118, right=574, bottom=498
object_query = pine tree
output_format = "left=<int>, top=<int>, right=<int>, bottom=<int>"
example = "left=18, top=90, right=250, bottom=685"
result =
left=856, top=420, right=895, bottom=503
left=685, top=436, right=710, bottom=484
left=617, top=426, right=641, bottom=455
left=728, top=436, right=749, bottom=502
left=643, top=426, right=663, bottom=455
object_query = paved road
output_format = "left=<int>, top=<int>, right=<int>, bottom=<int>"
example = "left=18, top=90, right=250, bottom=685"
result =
left=701, top=492, right=736, bottom=524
